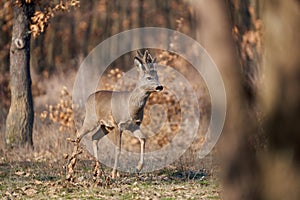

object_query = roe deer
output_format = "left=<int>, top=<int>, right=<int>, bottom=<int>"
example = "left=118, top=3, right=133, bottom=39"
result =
left=76, top=50, right=163, bottom=178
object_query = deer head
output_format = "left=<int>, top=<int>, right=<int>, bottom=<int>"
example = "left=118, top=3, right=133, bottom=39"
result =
left=134, top=50, right=163, bottom=92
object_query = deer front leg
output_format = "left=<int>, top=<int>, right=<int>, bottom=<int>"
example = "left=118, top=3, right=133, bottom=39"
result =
left=133, top=129, right=146, bottom=172
left=137, top=137, right=145, bottom=172
left=92, top=140, right=101, bottom=178
left=112, top=129, right=122, bottom=179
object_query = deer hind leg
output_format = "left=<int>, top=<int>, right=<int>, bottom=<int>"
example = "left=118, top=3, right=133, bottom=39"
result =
left=92, top=124, right=114, bottom=161
left=133, top=129, right=146, bottom=172
left=76, top=116, right=100, bottom=142
left=112, top=129, right=122, bottom=179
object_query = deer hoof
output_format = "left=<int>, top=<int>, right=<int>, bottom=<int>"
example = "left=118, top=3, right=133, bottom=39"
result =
left=136, top=162, right=143, bottom=172
left=111, top=170, right=120, bottom=179
left=75, top=137, right=81, bottom=143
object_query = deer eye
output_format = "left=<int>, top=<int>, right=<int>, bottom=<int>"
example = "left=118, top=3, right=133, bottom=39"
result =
left=146, top=77, right=152, bottom=80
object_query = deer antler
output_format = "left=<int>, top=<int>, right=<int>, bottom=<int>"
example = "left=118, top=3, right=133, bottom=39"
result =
left=136, top=50, right=156, bottom=64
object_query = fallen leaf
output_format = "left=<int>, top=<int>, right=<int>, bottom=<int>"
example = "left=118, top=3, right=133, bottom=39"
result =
left=15, top=171, right=25, bottom=176
left=172, top=186, right=186, bottom=191
left=24, top=188, right=38, bottom=196
left=34, top=180, right=43, bottom=185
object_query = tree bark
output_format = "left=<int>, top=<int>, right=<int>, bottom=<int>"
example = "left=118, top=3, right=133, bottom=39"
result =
left=5, top=3, right=35, bottom=148
left=198, top=1, right=300, bottom=199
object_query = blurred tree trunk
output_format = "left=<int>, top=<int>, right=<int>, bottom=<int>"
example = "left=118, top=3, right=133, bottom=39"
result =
left=226, top=0, right=261, bottom=107
left=82, top=1, right=94, bottom=57
left=223, top=0, right=300, bottom=199
left=259, top=1, right=300, bottom=199
left=46, top=24, right=55, bottom=72
left=196, top=0, right=300, bottom=199
left=0, top=1, right=13, bottom=73
left=5, top=3, right=35, bottom=148
left=195, top=1, right=261, bottom=199
left=69, top=13, right=77, bottom=69
left=223, top=1, right=300, bottom=199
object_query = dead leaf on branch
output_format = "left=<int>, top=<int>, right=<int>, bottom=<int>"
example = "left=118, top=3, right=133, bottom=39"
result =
left=29, top=0, right=80, bottom=38
left=65, top=139, right=82, bottom=182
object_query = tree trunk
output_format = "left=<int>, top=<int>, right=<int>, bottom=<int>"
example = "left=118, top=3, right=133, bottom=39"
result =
left=5, top=3, right=35, bottom=148
left=198, top=1, right=300, bottom=199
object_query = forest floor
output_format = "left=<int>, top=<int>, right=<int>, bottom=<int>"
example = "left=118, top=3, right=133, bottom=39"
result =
left=0, top=158, right=221, bottom=200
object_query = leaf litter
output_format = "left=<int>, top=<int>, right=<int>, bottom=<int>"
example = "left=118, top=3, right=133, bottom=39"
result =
left=0, top=158, right=221, bottom=199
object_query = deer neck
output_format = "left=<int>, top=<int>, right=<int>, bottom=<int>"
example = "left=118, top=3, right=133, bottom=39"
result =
left=129, top=87, right=150, bottom=121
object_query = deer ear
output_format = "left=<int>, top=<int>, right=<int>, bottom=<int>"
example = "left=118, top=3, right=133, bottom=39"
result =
left=152, top=57, right=157, bottom=63
left=134, top=57, right=146, bottom=73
